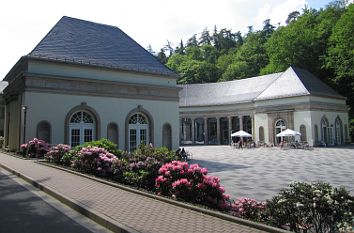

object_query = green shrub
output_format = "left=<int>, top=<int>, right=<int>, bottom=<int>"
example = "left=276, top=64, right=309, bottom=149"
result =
left=70, top=138, right=123, bottom=158
left=266, top=182, right=354, bottom=232
left=128, top=144, right=176, bottom=163
left=45, top=144, right=71, bottom=164
left=121, top=157, right=161, bottom=190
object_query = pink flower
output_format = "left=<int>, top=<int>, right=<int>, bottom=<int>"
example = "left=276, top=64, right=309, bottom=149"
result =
left=218, top=186, right=225, bottom=193
left=201, top=167, right=208, bottom=174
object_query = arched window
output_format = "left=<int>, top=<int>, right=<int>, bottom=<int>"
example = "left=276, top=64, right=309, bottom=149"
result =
left=344, top=124, right=348, bottom=142
left=107, top=122, right=118, bottom=146
left=335, top=117, right=343, bottom=145
left=299, top=125, right=307, bottom=142
left=128, top=113, right=149, bottom=152
left=162, top=123, right=172, bottom=150
left=259, top=126, right=264, bottom=142
left=321, top=116, right=329, bottom=144
left=314, top=125, right=319, bottom=143
left=37, top=121, right=51, bottom=144
left=275, top=119, right=286, bottom=144
left=69, top=111, right=95, bottom=147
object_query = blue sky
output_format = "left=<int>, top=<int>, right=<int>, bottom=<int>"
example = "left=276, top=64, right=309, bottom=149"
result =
left=0, top=0, right=347, bottom=79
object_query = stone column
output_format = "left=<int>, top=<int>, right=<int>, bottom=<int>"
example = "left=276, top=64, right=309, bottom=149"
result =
left=251, top=115, right=254, bottom=141
left=179, top=117, right=182, bottom=146
left=204, top=117, right=208, bottom=145
left=239, top=115, right=243, bottom=131
left=228, top=116, right=232, bottom=145
left=216, top=117, right=220, bottom=144
left=191, top=117, right=195, bottom=145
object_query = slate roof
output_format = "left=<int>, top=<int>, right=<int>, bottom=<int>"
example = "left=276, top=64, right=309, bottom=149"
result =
left=0, top=81, right=8, bottom=94
left=179, top=73, right=282, bottom=107
left=179, top=66, right=344, bottom=107
left=27, top=16, right=177, bottom=77
left=255, top=66, right=344, bottom=100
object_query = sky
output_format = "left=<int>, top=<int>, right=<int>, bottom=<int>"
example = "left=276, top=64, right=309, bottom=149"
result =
left=0, top=0, right=340, bottom=79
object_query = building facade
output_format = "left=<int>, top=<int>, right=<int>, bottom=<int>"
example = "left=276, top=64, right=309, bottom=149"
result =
left=179, top=67, right=350, bottom=146
left=3, top=16, right=180, bottom=152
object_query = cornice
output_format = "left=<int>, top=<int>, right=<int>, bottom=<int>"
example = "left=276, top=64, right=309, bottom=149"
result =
left=24, top=74, right=180, bottom=102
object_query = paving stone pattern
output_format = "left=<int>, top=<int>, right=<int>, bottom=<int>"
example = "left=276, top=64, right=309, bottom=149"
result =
left=0, top=153, right=266, bottom=233
left=185, top=145, right=354, bottom=201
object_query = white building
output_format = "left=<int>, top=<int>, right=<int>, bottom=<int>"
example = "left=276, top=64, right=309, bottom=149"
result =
left=179, top=66, right=350, bottom=146
left=3, top=16, right=180, bottom=152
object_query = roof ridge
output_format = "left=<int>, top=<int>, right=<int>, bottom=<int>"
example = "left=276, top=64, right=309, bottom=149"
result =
left=253, top=71, right=284, bottom=101
left=179, top=72, right=284, bottom=87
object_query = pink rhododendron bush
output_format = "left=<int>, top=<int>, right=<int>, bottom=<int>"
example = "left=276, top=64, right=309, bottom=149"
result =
left=45, top=144, right=71, bottom=164
left=72, top=146, right=120, bottom=177
left=20, top=138, right=50, bottom=158
left=21, top=138, right=353, bottom=232
left=155, top=161, right=231, bottom=211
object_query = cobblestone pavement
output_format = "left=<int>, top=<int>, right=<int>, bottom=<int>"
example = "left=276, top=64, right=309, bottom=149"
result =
left=0, top=152, right=270, bottom=233
left=185, top=145, right=354, bottom=201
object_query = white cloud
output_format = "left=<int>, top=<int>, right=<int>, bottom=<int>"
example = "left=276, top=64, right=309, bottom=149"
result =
left=253, top=0, right=307, bottom=30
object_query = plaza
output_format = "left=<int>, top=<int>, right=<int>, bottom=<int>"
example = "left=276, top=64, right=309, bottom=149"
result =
left=186, top=145, right=354, bottom=201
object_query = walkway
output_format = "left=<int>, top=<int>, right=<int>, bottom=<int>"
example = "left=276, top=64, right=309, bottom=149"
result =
left=0, top=152, right=284, bottom=233
left=0, top=170, right=110, bottom=233
left=185, top=145, right=354, bottom=201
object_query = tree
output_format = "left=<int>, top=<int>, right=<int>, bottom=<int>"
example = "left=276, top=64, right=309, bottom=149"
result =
left=286, top=11, right=300, bottom=24
left=163, top=40, right=174, bottom=56
left=220, top=61, right=250, bottom=81
left=146, top=44, right=155, bottom=55
left=199, top=28, right=212, bottom=45
left=261, top=19, right=276, bottom=39
left=325, top=3, right=354, bottom=121
left=186, top=34, right=198, bottom=47
left=156, top=49, right=167, bottom=64
left=231, top=31, right=269, bottom=78
left=175, top=39, right=185, bottom=55
left=325, top=3, right=354, bottom=81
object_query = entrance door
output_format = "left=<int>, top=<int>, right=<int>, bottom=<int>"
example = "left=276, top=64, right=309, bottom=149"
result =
left=275, top=119, right=286, bottom=144
left=128, top=113, right=149, bottom=152
left=69, top=111, right=95, bottom=147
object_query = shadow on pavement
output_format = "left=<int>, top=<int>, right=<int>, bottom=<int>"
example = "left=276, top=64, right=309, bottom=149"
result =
left=190, top=159, right=250, bottom=173
left=0, top=171, right=93, bottom=233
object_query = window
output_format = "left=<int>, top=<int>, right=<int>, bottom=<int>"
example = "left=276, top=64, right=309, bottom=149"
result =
left=299, top=125, right=306, bottom=142
left=275, top=119, right=286, bottom=144
left=344, top=124, right=348, bottom=142
left=335, top=117, right=343, bottom=145
left=128, top=113, right=149, bottom=152
left=162, top=123, right=172, bottom=149
left=259, top=126, right=264, bottom=142
left=37, top=121, right=51, bottom=144
left=69, top=111, right=95, bottom=147
left=107, top=123, right=118, bottom=146
left=321, top=116, right=329, bottom=144
left=314, top=125, right=319, bottom=143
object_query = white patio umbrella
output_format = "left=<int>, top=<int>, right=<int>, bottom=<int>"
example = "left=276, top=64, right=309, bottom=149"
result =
left=276, top=129, right=301, bottom=137
left=231, top=130, right=252, bottom=137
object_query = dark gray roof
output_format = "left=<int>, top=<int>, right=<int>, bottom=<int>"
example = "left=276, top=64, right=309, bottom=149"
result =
left=0, top=81, right=8, bottom=93
left=180, top=66, right=345, bottom=107
left=28, top=16, right=177, bottom=77
left=179, top=73, right=282, bottom=107
left=255, top=66, right=344, bottom=100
